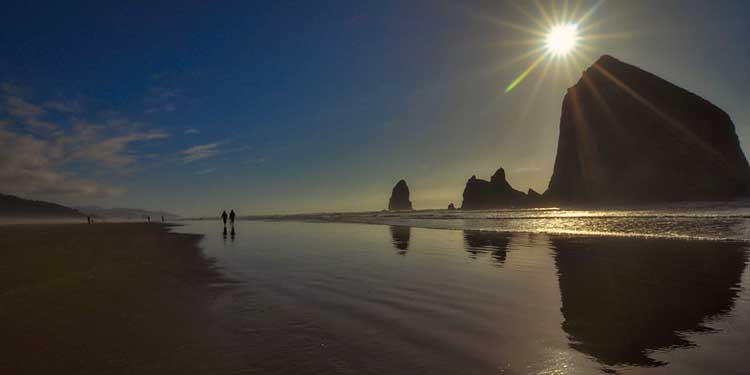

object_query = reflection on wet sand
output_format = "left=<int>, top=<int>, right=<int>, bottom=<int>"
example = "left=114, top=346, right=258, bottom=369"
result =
left=389, top=225, right=410, bottom=254
left=551, top=236, right=748, bottom=367
left=463, top=230, right=511, bottom=265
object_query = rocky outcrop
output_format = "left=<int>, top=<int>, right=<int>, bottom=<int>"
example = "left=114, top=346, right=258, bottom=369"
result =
left=388, top=179, right=413, bottom=210
left=546, top=55, right=750, bottom=203
left=527, top=188, right=541, bottom=199
left=447, top=203, right=456, bottom=210
left=461, top=167, right=527, bottom=209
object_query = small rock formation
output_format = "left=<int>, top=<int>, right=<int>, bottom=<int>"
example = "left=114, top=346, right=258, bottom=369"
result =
left=526, top=188, right=543, bottom=206
left=461, top=167, right=527, bottom=209
left=388, top=179, right=413, bottom=210
left=527, top=188, right=542, bottom=199
left=447, top=203, right=456, bottom=210
left=545, top=55, right=750, bottom=203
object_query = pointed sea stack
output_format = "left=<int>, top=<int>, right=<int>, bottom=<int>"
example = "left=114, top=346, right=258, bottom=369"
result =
left=546, top=55, right=750, bottom=203
left=388, top=179, right=413, bottom=211
left=461, top=167, right=526, bottom=209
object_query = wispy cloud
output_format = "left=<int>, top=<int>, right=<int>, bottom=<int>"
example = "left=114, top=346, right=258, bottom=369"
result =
left=0, top=83, right=169, bottom=200
left=180, top=142, right=221, bottom=163
left=243, top=156, right=267, bottom=166
left=3, top=96, right=57, bottom=131
left=195, top=168, right=216, bottom=175
left=144, top=103, right=176, bottom=114
left=0, top=128, right=128, bottom=199
left=44, top=99, right=83, bottom=113
left=67, top=129, right=169, bottom=168
left=184, top=127, right=200, bottom=135
left=143, top=85, right=179, bottom=114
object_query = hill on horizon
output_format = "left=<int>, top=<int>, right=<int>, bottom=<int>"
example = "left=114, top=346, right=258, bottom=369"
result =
left=0, top=193, right=85, bottom=218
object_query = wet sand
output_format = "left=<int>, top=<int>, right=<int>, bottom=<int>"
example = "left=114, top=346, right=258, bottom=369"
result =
left=0, top=223, right=228, bottom=375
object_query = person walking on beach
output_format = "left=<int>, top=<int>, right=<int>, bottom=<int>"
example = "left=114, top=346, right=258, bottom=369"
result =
left=229, top=210, right=236, bottom=226
left=221, top=210, right=228, bottom=226
left=147, top=216, right=151, bottom=223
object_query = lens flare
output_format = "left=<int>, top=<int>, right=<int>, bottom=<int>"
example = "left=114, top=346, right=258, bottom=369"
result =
left=491, top=0, right=622, bottom=94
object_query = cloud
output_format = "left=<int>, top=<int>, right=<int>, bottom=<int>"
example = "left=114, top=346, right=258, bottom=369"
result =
left=180, top=142, right=221, bottom=163
left=184, top=127, right=200, bottom=135
left=0, top=84, right=169, bottom=201
left=144, top=103, right=176, bottom=114
left=243, top=156, right=267, bottom=165
left=67, top=129, right=168, bottom=168
left=195, top=168, right=216, bottom=175
left=44, top=99, right=82, bottom=113
left=3, top=96, right=57, bottom=131
left=0, top=128, right=125, bottom=200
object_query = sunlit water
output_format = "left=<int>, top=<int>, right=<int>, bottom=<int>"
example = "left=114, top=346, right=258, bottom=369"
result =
left=174, top=219, right=750, bottom=374
left=264, top=203, right=750, bottom=241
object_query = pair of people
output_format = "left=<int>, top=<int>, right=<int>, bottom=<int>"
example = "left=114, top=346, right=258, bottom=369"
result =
left=221, top=210, right=236, bottom=226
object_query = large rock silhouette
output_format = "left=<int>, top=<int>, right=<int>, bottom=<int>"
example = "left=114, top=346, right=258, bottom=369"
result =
left=461, top=167, right=526, bottom=209
left=546, top=55, right=750, bottom=203
left=388, top=179, right=413, bottom=210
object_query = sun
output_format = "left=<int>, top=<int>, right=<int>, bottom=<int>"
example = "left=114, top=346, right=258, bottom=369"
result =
left=546, top=23, right=578, bottom=57
left=494, top=0, right=628, bottom=93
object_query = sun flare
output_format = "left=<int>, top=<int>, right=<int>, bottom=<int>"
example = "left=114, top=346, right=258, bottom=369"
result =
left=546, top=23, right=578, bottom=57
left=497, top=0, right=625, bottom=93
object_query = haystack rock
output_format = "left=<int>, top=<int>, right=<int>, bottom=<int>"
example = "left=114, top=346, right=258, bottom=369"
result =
left=546, top=55, right=750, bottom=203
left=461, top=167, right=526, bottom=209
left=388, top=179, right=413, bottom=210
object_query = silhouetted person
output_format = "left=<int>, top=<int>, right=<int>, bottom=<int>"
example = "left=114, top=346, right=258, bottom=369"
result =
left=221, top=210, right=228, bottom=226
left=147, top=215, right=150, bottom=223
left=87, top=216, right=91, bottom=224
left=229, top=209, right=236, bottom=226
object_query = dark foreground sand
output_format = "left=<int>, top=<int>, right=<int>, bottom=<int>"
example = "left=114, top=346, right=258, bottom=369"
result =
left=0, top=223, right=229, bottom=375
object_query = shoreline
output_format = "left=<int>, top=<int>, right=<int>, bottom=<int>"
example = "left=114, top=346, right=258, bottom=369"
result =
left=250, top=217, right=750, bottom=243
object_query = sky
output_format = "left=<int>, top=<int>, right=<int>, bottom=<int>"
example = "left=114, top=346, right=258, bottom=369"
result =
left=1, top=0, right=748, bottom=216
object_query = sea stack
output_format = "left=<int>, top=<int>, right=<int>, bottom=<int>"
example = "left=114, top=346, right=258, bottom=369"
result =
left=461, top=167, right=526, bottom=209
left=447, top=203, right=456, bottom=210
left=545, top=55, right=750, bottom=203
left=388, top=179, right=413, bottom=211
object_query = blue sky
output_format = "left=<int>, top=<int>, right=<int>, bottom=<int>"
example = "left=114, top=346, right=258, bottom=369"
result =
left=1, top=1, right=748, bottom=215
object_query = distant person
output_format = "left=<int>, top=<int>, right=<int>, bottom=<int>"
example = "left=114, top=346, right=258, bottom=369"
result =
left=229, top=210, right=236, bottom=225
left=221, top=210, right=228, bottom=226
left=87, top=216, right=91, bottom=224
left=147, top=216, right=151, bottom=223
